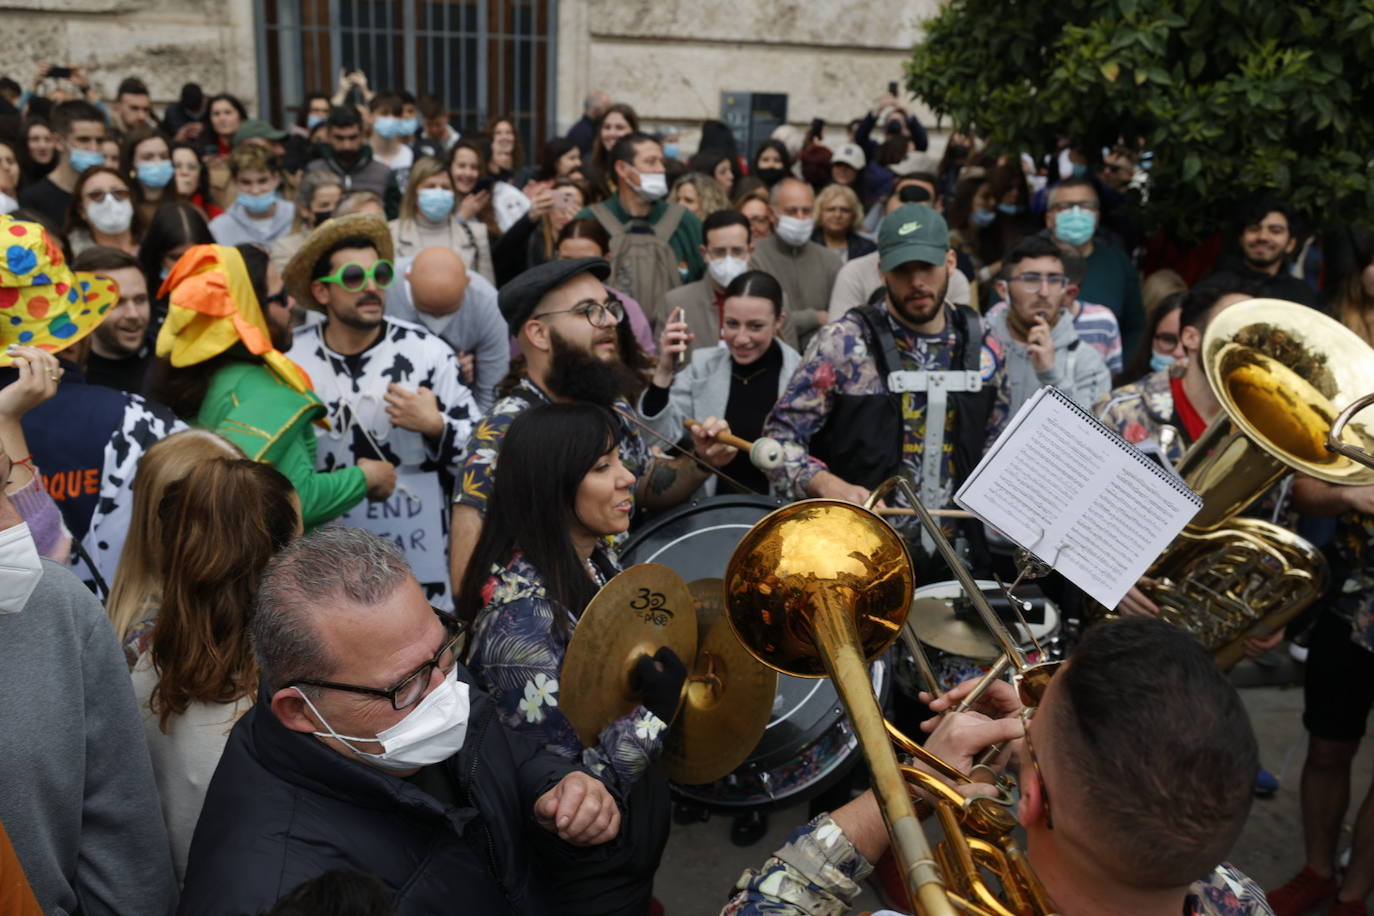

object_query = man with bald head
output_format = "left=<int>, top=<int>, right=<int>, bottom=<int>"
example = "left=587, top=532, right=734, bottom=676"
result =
left=386, top=246, right=510, bottom=411
left=750, top=177, right=842, bottom=350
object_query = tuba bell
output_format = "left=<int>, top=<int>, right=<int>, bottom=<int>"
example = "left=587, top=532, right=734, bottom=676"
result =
left=1133, top=298, right=1374, bottom=667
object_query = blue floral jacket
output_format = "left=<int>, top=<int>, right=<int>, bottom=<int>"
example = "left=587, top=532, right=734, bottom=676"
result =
left=466, top=551, right=666, bottom=794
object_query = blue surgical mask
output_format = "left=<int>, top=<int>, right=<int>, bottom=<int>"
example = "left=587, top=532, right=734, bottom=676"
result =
left=1150, top=351, right=1176, bottom=372
left=136, top=160, right=174, bottom=189
left=1053, top=206, right=1097, bottom=245
left=238, top=190, right=277, bottom=215
left=70, top=148, right=105, bottom=174
left=307, top=114, right=327, bottom=130
left=972, top=207, right=996, bottom=228
left=417, top=187, right=456, bottom=222
left=398, top=117, right=419, bottom=137
left=1071, top=163, right=1087, bottom=177
left=663, top=143, right=680, bottom=161
left=997, top=202, right=1022, bottom=216
left=373, top=116, right=406, bottom=140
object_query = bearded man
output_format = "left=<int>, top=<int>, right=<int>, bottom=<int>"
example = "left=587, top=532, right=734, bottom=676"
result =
left=448, top=258, right=736, bottom=591
left=761, top=204, right=1010, bottom=580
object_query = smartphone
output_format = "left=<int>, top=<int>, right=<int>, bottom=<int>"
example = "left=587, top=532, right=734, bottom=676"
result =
left=48, top=66, right=74, bottom=80
left=888, top=81, right=899, bottom=96
left=553, top=188, right=577, bottom=210
left=473, top=176, right=495, bottom=194
left=670, top=307, right=686, bottom=367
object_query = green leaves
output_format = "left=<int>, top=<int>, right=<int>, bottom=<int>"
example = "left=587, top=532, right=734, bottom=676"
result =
left=906, top=0, right=1374, bottom=242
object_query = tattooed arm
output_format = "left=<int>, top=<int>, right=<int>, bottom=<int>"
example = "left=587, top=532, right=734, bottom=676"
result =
left=635, top=416, right=737, bottom=510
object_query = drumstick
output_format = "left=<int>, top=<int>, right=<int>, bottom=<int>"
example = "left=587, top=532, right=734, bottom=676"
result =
left=681, top=419, right=784, bottom=470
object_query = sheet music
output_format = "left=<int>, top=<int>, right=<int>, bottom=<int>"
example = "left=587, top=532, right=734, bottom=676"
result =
left=955, top=387, right=1202, bottom=608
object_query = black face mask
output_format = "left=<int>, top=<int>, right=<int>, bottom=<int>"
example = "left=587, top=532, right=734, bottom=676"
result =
left=334, top=146, right=361, bottom=168
left=946, top=144, right=969, bottom=160
left=311, top=209, right=334, bottom=227
left=755, top=167, right=787, bottom=187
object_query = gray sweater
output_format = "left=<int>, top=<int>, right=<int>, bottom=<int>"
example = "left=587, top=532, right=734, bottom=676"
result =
left=987, top=305, right=1112, bottom=415
left=0, top=560, right=177, bottom=915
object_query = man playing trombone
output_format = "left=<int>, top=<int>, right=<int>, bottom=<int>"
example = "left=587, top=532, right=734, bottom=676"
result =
left=720, top=618, right=1273, bottom=916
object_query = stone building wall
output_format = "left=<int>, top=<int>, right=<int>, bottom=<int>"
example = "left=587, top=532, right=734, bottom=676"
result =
left=4, top=0, right=257, bottom=113
left=556, top=0, right=943, bottom=150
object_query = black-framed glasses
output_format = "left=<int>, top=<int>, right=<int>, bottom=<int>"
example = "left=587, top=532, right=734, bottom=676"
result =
left=316, top=259, right=396, bottom=292
left=1154, top=331, right=1180, bottom=349
left=1009, top=272, right=1070, bottom=291
left=1021, top=710, right=1053, bottom=829
left=291, top=610, right=464, bottom=710
left=534, top=297, right=625, bottom=329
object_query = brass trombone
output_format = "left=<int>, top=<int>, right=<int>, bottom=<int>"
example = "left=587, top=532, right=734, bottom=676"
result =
left=724, top=475, right=1059, bottom=916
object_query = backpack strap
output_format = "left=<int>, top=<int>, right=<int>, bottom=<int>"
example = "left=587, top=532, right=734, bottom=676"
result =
left=651, top=202, right=686, bottom=242
left=587, top=201, right=625, bottom=240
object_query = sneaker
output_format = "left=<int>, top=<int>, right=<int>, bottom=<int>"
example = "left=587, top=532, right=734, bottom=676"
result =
left=1330, top=900, right=1369, bottom=916
left=1256, top=767, right=1280, bottom=798
left=1267, top=867, right=1338, bottom=916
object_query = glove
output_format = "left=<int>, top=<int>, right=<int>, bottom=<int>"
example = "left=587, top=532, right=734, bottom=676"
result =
left=632, top=646, right=687, bottom=723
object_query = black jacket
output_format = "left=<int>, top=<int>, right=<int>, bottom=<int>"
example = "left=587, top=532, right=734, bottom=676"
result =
left=178, top=666, right=586, bottom=915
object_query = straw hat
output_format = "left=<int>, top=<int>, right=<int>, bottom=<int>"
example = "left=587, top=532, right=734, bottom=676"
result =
left=0, top=215, right=118, bottom=365
left=282, top=213, right=395, bottom=310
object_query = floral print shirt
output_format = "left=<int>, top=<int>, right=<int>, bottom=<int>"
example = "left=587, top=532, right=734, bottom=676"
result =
left=1329, top=512, right=1374, bottom=653
left=719, top=816, right=1272, bottom=916
left=455, top=377, right=650, bottom=519
left=1092, top=366, right=1188, bottom=466
left=760, top=302, right=1011, bottom=541
left=467, top=550, right=666, bottom=794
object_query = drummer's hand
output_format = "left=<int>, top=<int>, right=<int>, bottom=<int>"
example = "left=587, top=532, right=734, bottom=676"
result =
left=806, top=470, right=872, bottom=506
left=689, top=416, right=738, bottom=468
left=1243, top=629, right=1285, bottom=658
left=920, top=677, right=1023, bottom=729
left=535, top=772, right=620, bottom=846
left=921, top=710, right=1025, bottom=789
left=1117, top=580, right=1161, bottom=618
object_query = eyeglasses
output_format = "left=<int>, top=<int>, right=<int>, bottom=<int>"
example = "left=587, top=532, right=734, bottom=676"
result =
left=1021, top=709, right=1053, bottom=829
left=1009, top=272, right=1070, bottom=291
left=534, top=296, right=626, bottom=328
left=84, top=188, right=131, bottom=204
left=1154, top=331, right=1180, bottom=349
left=316, top=260, right=396, bottom=292
left=1048, top=199, right=1100, bottom=213
left=291, top=611, right=464, bottom=710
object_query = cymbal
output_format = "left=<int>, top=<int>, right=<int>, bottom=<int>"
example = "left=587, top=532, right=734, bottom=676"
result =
left=908, top=596, right=1000, bottom=660
left=662, top=579, right=778, bottom=786
left=560, top=563, right=698, bottom=748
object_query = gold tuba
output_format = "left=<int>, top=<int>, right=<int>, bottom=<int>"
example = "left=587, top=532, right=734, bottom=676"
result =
left=1137, top=298, right=1374, bottom=668
left=725, top=479, right=1060, bottom=916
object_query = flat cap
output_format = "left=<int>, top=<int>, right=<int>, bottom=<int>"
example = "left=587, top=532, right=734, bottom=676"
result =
left=499, top=257, right=611, bottom=334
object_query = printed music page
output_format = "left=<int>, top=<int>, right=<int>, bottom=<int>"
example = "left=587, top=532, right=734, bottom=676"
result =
left=955, top=387, right=1202, bottom=609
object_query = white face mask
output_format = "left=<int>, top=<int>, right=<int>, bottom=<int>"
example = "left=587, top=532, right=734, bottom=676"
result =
left=708, top=256, right=749, bottom=288
left=295, top=666, right=471, bottom=772
left=0, top=523, right=43, bottom=615
left=86, top=196, right=134, bottom=236
left=632, top=168, right=668, bottom=202
left=775, top=214, right=814, bottom=247
left=0, top=191, right=17, bottom=216
left=415, top=309, right=456, bottom=335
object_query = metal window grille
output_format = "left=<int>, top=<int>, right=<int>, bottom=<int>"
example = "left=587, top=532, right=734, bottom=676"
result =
left=255, top=0, right=558, bottom=155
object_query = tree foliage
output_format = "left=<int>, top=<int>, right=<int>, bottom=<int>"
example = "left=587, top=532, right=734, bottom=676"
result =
left=907, top=0, right=1374, bottom=241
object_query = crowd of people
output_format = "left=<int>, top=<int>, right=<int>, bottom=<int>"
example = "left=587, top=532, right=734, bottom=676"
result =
left=1, top=57, right=1373, bottom=916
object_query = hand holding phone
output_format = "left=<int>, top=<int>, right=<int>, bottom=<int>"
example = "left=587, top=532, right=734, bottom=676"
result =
left=670, top=307, right=686, bottom=366
left=48, top=66, right=74, bottom=80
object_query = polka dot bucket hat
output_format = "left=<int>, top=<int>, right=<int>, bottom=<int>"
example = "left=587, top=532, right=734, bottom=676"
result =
left=0, top=215, right=117, bottom=365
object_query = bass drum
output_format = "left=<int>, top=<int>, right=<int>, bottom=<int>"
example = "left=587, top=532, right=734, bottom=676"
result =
left=673, top=657, right=889, bottom=810
left=620, top=493, right=783, bottom=578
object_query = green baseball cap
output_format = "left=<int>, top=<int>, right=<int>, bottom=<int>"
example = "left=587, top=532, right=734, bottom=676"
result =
left=233, top=119, right=288, bottom=147
left=878, top=203, right=949, bottom=272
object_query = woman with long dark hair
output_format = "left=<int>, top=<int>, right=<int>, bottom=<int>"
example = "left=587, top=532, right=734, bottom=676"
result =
left=457, top=402, right=683, bottom=916
left=129, top=456, right=299, bottom=881
left=137, top=201, right=214, bottom=324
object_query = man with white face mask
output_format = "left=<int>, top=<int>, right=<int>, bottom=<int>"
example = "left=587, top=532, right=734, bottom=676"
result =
left=659, top=209, right=755, bottom=347
left=579, top=132, right=705, bottom=326
left=180, top=527, right=619, bottom=915
left=750, top=177, right=841, bottom=351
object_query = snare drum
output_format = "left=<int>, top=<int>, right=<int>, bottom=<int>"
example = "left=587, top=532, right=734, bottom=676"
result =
left=904, top=579, right=1061, bottom=694
left=672, top=656, right=890, bottom=810
left=620, top=493, right=781, bottom=577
